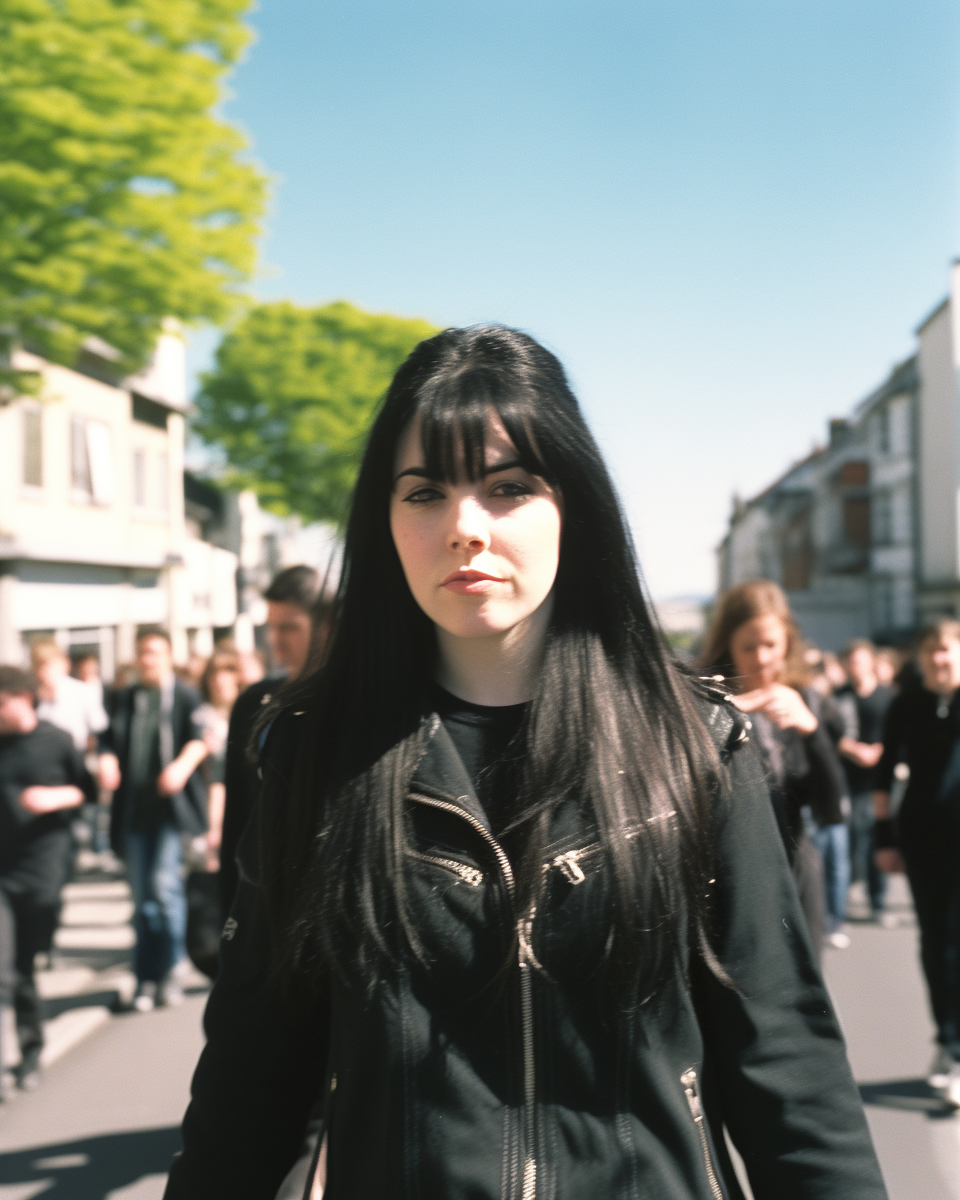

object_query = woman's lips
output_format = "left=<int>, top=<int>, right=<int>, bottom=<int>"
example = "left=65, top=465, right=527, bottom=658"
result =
left=440, top=570, right=505, bottom=595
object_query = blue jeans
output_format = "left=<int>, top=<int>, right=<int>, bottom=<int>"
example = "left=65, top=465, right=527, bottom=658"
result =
left=812, top=821, right=851, bottom=931
left=124, top=823, right=187, bottom=983
left=849, top=792, right=887, bottom=914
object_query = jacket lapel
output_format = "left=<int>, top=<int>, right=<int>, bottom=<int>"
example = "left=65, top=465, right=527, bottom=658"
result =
left=408, top=717, right=492, bottom=832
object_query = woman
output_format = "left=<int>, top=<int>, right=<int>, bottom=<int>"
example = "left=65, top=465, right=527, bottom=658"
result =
left=874, top=618, right=960, bottom=1105
left=700, top=581, right=851, bottom=953
left=165, top=327, right=884, bottom=1199
left=194, top=649, right=244, bottom=873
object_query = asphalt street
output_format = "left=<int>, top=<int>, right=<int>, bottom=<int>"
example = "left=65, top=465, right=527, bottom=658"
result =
left=823, top=880, right=960, bottom=1200
left=0, top=993, right=205, bottom=1199
left=0, top=873, right=955, bottom=1199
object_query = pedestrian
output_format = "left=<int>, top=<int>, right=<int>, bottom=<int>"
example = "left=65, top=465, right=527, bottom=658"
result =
left=98, top=629, right=209, bottom=1012
left=71, top=651, right=109, bottom=713
left=875, top=646, right=903, bottom=689
left=166, top=326, right=884, bottom=1199
left=195, top=649, right=244, bottom=874
left=874, top=618, right=960, bottom=1105
left=835, top=640, right=894, bottom=924
left=700, top=580, right=851, bottom=954
left=30, top=638, right=108, bottom=754
left=217, top=566, right=332, bottom=916
left=0, top=665, right=95, bottom=1093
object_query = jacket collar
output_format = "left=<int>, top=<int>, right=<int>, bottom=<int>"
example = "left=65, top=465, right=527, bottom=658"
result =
left=408, top=715, right=492, bottom=832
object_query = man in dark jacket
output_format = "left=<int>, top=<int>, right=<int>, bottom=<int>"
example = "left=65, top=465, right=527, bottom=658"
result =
left=99, top=629, right=208, bottom=1012
left=218, top=566, right=330, bottom=915
left=0, top=665, right=95, bottom=1092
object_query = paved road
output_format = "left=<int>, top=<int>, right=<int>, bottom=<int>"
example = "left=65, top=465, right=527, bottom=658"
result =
left=0, top=994, right=205, bottom=1199
left=823, top=879, right=960, bottom=1200
left=0, top=874, right=957, bottom=1199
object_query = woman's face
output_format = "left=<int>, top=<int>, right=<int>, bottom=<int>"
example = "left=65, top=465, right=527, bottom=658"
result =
left=210, top=667, right=240, bottom=709
left=728, top=614, right=789, bottom=691
left=389, top=410, right=562, bottom=643
left=918, top=634, right=960, bottom=695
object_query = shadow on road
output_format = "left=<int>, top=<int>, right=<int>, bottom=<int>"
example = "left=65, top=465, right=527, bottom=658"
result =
left=0, top=1125, right=179, bottom=1197
left=859, top=1078, right=958, bottom=1120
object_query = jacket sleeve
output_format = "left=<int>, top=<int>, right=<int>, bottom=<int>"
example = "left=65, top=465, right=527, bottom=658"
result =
left=164, top=723, right=329, bottom=1199
left=875, top=692, right=908, bottom=794
left=695, top=733, right=887, bottom=1200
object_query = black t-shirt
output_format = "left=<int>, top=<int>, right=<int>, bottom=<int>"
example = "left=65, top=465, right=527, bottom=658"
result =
left=835, top=683, right=894, bottom=795
left=0, top=719, right=94, bottom=866
left=432, top=685, right=527, bottom=844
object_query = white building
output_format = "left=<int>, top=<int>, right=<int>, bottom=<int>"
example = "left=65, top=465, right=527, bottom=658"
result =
left=717, top=261, right=960, bottom=649
left=0, top=328, right=238, bottom=673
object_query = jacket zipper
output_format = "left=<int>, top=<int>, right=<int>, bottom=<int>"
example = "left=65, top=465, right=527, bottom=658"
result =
left=545, top=822, right=649, bottom=885
left=681, top=1068, right=723, bottom=1200
left=408, top=848, right=484, bottom=887
left=409, top=792, right=537, bottom=1199
left=547, top=841, right=602, bottom=884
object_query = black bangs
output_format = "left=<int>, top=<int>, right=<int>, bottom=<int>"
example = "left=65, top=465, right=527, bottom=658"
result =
left=414, top=368, right=550, bottom=484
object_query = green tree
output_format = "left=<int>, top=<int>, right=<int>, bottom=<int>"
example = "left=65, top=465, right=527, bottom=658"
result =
left=194, top=300, right=439, bottom=522
left=0, top=0, right=265, bottom=387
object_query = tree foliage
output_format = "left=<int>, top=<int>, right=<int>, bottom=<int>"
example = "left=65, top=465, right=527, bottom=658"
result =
left=0, top=0, right=266, bottom=383
left=194, top=300, right=439, bottom=523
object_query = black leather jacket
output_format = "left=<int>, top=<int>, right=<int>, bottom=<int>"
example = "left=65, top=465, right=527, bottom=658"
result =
left=165, top=696, right=886, bottom=1200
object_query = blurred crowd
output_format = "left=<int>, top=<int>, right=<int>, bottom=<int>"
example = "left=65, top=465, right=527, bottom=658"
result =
left=702, top=579, right=960, bottom=1105
left=0, top=564, right=329, bottom=1095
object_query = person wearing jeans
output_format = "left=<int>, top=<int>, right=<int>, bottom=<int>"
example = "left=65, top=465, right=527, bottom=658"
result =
left=124, top=821, right=189, bottom=986
left=811, top=819, right=851, bottom=944
left=835, top=640, right=894, bottom=922
left=99, top=629, right=208, bottom=1011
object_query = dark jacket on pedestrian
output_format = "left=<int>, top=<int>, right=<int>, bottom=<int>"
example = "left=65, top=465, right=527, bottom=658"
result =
left=748, top=686, right=848, bottom=855
left=218, top=676, right=282, bottom=916
left=164, top=693, right=885, bottom=1200
left=101, top=678, right=207, bottom=852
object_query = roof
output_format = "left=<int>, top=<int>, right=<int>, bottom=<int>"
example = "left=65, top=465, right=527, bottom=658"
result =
left=915, top=296, right=949, bottom=336
left=852, top=354, right=919, bottom=422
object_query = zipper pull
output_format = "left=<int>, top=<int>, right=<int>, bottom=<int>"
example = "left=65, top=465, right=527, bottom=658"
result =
left=681, top=1068, right=703, bottom=1120
left=556, top=851, right=586, bottom=884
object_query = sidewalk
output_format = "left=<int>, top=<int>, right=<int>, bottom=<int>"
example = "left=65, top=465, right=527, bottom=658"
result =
left=3, top=860, right=211, bottom=1086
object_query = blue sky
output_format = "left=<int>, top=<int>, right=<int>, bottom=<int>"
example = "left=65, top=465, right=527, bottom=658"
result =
left=190, top=0, right=959, bottom=598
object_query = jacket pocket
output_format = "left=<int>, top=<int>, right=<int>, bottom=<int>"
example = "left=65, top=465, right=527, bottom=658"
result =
left=681, top=1068, right=724, bottom=1200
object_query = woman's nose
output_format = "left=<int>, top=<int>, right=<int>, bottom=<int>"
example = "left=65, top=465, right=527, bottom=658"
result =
left=449, top=496, right=490, bottom=552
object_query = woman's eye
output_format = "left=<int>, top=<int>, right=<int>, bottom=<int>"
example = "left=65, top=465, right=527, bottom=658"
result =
left=403, top=486, right=443, bottom=504
left=490, top=480, right=532, bottom=498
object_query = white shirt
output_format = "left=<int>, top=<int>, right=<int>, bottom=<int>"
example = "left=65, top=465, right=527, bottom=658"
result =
left=36, top=674, right=109, bottom=752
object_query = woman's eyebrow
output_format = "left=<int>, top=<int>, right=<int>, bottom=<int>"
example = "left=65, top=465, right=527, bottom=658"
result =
left=392, top=459, right=523, bottom=487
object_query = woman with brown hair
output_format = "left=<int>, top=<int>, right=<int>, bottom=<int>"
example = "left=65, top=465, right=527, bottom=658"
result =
left=701, top=579, right=849, bottom=952
left=195, top=649, right=244, bottom=873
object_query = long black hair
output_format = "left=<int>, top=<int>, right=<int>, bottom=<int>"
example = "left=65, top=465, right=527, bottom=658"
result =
left=260, top=325, right=725, bottom=1005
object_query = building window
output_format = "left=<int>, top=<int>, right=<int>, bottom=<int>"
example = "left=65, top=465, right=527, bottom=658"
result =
left=839, top=460, right=869, bottom=487
left=892, top=488, right=911, bottom=544
left=873, top=491, right=892, bottom=545
left=132, top=392, right=169, bottom=430
left=843, top=497, right=870, bottom=548
left=158, top=452, right=169, bottom=511
left=875, top=407, right=890, bottom=455
left=132, top=449, right=146, bottom=508
left=889, top=396, right=911, bottom=457
left=71, top=417, right=116, bottom=506
left=780, top=511, right=812, bottom=590
left=22, top=406, right=42, bottom=488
